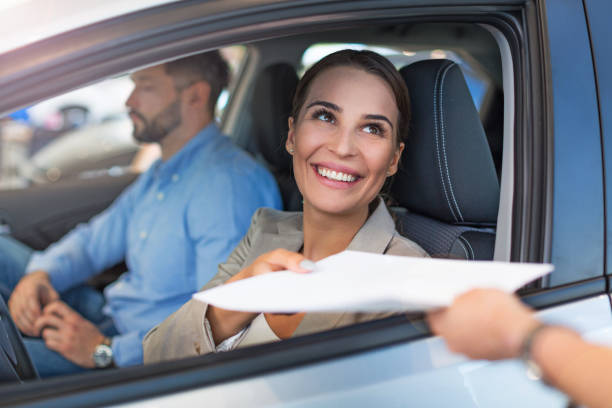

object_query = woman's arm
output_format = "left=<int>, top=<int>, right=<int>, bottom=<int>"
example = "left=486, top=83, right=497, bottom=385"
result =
left=427, top=289, right=612, bottom=408
left=206, top=249, right=312, bottom=344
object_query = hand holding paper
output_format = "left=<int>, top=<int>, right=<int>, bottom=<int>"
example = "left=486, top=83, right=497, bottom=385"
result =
left=194, top=251, right=552, bottom=313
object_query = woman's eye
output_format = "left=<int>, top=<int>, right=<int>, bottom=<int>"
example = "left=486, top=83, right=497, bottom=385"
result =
left=313, top=109, right=335, bottom=124
left=363, top=124, right=384, bottom=136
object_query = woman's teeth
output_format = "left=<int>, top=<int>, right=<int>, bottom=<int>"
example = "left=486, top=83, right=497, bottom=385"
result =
left=317, top=166, right=357, bottom=182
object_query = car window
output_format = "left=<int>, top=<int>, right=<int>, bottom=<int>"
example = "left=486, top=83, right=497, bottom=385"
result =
left=0, top=1, right=588, bottom=405
left=301, top=43, right=491, bottom=113
left=0, top=45, right=247, bottom=190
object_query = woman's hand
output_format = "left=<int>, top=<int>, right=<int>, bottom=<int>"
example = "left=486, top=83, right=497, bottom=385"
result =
left=426, top=288, right=539, bottom=360
left=207, top=249, right=314, bottom=345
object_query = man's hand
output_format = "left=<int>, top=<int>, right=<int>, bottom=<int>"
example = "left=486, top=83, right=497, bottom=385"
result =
left=34, top=301, right=105, bottom=368
left=426, top=288, right=539, bottom=360
left=8, top=270, right=59, bottom=336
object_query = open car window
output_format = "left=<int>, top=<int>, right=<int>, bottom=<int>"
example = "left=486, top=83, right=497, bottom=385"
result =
left=0, top=46, right=247, bottom=190
left=0, top=0, right=606, bottom=407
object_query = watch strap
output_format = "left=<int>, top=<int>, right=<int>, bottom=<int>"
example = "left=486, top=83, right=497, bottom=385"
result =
left=520, top=323, right=550, bottom=381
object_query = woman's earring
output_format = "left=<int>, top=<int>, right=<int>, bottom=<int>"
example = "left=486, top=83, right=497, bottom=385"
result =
left=288, top=147, right=295, bottom=154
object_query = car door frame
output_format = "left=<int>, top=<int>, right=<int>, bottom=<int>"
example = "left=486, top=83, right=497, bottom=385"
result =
left=0, top=0, right=605, bottom=406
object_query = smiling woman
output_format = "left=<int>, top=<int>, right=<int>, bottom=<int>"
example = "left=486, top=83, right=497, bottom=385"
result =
left=142, top=49, right=428, bottom=363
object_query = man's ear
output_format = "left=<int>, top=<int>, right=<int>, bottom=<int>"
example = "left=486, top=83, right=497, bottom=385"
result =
left=286, top=117, right=295, bottom=153
left=185, top=81, right=211, bottom=109
left=387, top=142, right=405, bottom=176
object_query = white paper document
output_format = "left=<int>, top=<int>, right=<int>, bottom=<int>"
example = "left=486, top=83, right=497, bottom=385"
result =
left=193, top=250, right=553, bottom=313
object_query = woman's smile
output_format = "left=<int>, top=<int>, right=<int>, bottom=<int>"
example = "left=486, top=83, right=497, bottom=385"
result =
left=312, top=163, right=361, bottom=188
left=287, top=66, right=402, bottom=216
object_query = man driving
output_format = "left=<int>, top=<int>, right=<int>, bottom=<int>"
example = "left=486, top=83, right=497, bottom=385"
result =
left=0, top=51, right=282, bottom=377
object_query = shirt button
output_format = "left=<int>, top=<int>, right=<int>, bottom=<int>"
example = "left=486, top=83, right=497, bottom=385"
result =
left=140, top=231, right=147, bottom=239
left=172, top=174, right=180, bottom=182
left=157, top=192, right=165, bottom=201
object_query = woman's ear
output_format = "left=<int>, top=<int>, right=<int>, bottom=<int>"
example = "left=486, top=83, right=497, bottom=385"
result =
left=387, top=142, right=405, bottom=176
left=286, top=117, right=295, bottom=154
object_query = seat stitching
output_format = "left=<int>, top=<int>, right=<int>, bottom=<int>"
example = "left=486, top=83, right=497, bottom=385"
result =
left=433, top=62, right=458, bottom=222
left=458, top=235, right=475, bottom=260
left=439, top=63, right=464, bottom=222
left=456, top=238, right=470, bottom=259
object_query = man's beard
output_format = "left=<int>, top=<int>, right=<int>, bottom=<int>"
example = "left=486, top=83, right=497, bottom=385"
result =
left=130, top=99, right=181, bottom=143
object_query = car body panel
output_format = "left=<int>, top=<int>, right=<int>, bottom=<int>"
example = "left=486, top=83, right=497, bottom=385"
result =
left=115, top=295, right=612, bottom=408
left=582, top=0, right=612, bottom=277
left=546, top=0, right=604, bottom=285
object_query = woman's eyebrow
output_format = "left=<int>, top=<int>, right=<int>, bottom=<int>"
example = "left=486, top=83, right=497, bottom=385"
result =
left=364, top=114, right=394, bottom=130
left=305, top=100, right=342, bottom=112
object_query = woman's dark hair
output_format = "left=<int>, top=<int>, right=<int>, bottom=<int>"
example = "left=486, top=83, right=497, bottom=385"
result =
left=290, top=49, right=410, bottom=146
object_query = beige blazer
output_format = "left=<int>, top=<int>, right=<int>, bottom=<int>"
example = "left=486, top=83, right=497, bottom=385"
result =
left=143, top=201, right=427, bottom=363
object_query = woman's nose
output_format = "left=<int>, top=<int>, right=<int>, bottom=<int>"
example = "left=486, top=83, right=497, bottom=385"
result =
left=328, top=127, right=357, bottom=157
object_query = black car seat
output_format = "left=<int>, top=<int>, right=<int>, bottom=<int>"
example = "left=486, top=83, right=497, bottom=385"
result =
left=391, top=59, right=500, bottom=260
left=251, top=63, right=302, bottom=211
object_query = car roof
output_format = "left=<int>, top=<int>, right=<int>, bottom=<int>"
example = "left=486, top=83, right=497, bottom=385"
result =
left=0, top=0, right=180, bottom=54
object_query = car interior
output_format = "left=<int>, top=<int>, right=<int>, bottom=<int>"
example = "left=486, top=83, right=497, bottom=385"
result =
left=0, top=19, right=509, bottom=383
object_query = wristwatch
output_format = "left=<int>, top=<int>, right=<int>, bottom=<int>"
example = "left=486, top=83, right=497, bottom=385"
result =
left=520, top=323, right=549, bottom=381
left=93, top=337, right=114, bottom=368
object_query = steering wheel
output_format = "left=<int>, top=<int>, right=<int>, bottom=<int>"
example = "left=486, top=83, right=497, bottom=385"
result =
left=0, top=296, right=38, bottom=383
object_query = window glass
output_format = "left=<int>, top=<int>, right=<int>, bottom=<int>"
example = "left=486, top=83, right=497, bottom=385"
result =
left=0, top=45, right=247, bottom=190
left=301, top=43, right=492, bottom=112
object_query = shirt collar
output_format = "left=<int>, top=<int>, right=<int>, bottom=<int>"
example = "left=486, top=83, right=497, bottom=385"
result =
left=150, top=122, right=223, bottom=180
left=347, top=198, right=396, bottom=254
left=275, top=197, right=396, bottom=254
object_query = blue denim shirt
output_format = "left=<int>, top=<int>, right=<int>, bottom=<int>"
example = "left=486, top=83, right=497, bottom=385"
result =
left=26, top=123, right=282, bottom=366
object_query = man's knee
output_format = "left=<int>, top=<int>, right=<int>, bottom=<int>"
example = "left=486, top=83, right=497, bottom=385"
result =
left=0, top=236, right=33, bottom=294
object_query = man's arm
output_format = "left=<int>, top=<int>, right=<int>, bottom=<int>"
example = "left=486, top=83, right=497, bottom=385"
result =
left=10, top=176, right=144, bottom=336
left=427, top=289, right=612, bottom=408
left=186, top=167, right=280, bottom=288
left=26, top=176, right=143, bottom=292
left=532, top=325, right=612, bottom=408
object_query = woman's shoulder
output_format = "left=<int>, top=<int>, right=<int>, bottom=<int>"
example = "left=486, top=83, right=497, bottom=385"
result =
left=386, top=232, right=430, bottom=258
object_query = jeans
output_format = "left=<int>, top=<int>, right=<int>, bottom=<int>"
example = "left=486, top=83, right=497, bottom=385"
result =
left=0, top=235, right=117, bottom=378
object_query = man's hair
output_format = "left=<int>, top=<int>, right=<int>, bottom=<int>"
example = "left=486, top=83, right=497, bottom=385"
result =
left=164, top=50, right=230, bottom=116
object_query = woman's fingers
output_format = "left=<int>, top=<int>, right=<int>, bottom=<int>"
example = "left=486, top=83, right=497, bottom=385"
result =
left=228, top=249, right=315, bottom=284
left=258, top=248, right=314, bottom=274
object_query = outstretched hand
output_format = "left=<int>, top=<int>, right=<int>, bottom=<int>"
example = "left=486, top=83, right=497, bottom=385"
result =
left=207, top=248, right=314, bottom=344
left=8, top=271, right=59, bottom=336
left=228, top=248, right=314, bottom=283
left=34, top=301, right=105, bottom=368
left=426, top=288, right=539, bottom=360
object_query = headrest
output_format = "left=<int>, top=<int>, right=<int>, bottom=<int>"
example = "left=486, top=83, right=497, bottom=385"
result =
left=251, top=63, right=298, bottom=171
left=391, top=59, right=500, bottom=225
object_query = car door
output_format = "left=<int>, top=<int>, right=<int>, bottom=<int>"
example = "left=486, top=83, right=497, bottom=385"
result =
left=107, top=1, right=610, bottom=406
left=582, top=0, right=612, bottom=296
left=0, top=1, right=608, bottom=407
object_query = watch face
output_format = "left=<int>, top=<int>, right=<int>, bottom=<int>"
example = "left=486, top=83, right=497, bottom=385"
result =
left=93, top=344, right=113, bottom=368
